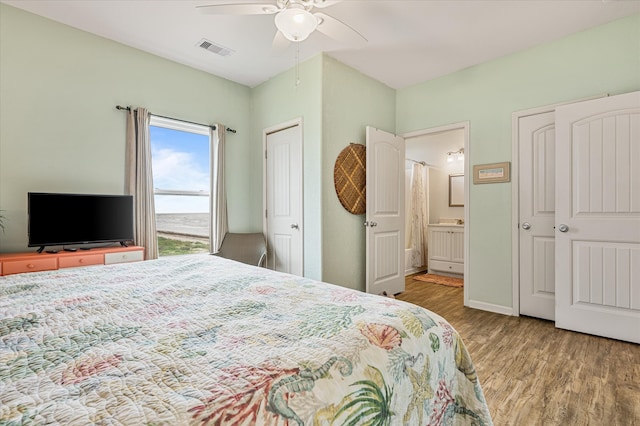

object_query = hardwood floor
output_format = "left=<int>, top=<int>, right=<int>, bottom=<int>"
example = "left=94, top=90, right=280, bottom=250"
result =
left=397, top=275, right=640, bottom=426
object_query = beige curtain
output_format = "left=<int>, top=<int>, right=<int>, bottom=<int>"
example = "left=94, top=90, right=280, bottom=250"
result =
left=125, top=108, right=158, bottom=260
left=210, top=124, right=228, bottom=254
left=410, top=163, right=428, bottom=267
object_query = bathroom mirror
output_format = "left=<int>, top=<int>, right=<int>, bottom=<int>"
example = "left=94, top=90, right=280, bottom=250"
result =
left=449, top=174, right=464, bottom=207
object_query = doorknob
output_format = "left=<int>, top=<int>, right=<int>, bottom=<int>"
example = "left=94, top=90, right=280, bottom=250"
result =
left=558, top=224, right=569, bottom=233
left=522, top=222, right=531, bottom=230
left=290, top=224, right=299, bottom=229
left=370, top=222, right=377, bottom=227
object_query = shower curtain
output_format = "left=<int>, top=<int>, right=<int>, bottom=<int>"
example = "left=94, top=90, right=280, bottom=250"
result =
left=409, top=163, right=429, bottom=268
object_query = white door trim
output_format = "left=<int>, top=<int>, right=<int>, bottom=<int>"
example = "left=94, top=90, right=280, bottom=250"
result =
left=262, top=117, right=304, bottom=274
left=403, top=121, right=470, bottom=308
left=511, top=95, right=606, bottom=316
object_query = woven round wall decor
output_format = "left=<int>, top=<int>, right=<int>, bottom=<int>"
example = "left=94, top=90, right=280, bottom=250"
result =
left=334, top=143, right=366, bottom=215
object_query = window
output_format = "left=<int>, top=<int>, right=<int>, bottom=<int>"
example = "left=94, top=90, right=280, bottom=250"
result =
left=149, top=116, right=211, bottom=256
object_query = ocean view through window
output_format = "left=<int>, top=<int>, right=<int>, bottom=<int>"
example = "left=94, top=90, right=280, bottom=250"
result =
left=150, top=116, right=211, bottom=256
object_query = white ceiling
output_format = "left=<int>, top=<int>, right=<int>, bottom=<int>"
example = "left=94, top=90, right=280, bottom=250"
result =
left=3, top=0, right=639, bottom=89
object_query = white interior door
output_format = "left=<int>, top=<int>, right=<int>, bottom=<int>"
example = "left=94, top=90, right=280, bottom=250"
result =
left=519, top=111, right=557, bottom=320
left=366, top=126, right=405, bottom=295
left=555, top=91, right=640, bottom=343
left=265, top=124, right=303, bottom=276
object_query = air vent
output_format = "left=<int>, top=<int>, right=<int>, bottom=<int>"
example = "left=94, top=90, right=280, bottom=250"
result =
left=196, top=38, right=234, bottom=57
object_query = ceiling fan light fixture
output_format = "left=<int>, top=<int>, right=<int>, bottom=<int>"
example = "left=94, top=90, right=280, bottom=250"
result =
left=275, top=8, right=318, bottom=42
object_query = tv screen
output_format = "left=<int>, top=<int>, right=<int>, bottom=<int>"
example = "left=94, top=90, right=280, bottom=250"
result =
left=28, top=192, right=134, bottom=250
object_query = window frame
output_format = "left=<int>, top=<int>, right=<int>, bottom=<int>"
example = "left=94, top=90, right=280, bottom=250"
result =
left=149, top=115, right=211, bottom=199
left=149, top=115, right=213, bottom=256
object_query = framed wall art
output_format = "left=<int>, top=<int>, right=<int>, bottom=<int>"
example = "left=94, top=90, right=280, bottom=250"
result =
left=473, top=162, right=511, bottom=184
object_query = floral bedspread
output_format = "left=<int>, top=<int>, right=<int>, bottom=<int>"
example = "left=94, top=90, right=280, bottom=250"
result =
left=0, top=254, right=492, bottom=425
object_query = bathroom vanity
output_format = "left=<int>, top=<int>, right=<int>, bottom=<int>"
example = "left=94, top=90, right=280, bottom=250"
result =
left=428, top=224, right=464, bottom=276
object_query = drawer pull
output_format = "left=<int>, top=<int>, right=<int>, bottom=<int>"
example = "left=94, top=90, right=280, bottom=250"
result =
left=27, top=264, right=35, bottom=269
left=79, top=259, right=85, bottom=263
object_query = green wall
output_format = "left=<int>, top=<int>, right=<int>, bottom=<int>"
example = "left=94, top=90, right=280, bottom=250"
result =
left=251, top=55, right=324, bottom=279
left=0, top=4, right=253, bottom=253
left=321, top=56, right=396, bottom=290
left=251, top=55, right=395, bottom=287
left=396, top=14, right=640, bottom=309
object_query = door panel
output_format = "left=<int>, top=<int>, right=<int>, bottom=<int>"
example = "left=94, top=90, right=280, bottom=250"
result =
left=266, top=125, right=303, bottom=276
left=429, top=228, right=451, bottom=261
left=373, top=232, right=400, bottom=281
left=555, top=91, right=640, bottom=343
left=273, top=233, right=292, bottom=273
left=450, top=228, right=464, bottom=263
left=366, top=127, right=405, bottom=295
left=519, top=111, right=556, bottom=320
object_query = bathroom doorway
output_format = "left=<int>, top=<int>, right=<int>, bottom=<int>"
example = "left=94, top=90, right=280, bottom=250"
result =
left=404, top=123, right=469, bottom=284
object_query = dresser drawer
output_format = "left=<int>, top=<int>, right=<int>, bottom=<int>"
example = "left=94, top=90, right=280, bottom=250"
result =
left=429, top=259, right=464, bottom=275
left=2, top=258, right=58, bottom=275
left=59, top=254, right=104, bottom=269
left=104, top=249, right=144, bottom=265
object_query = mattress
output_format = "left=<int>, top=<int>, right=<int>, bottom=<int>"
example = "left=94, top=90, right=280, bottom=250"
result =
left=0, top=253, right=492, bottom=425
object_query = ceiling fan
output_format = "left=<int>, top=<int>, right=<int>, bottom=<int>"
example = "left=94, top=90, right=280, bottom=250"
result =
left=197, top=0, right=367, bottom=48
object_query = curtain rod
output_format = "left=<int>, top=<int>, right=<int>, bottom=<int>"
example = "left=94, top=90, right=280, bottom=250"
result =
left=115, top=105, right=237, bottom=134
left=406, top=158, right=426, bottom=165
left=406, top=158, right=439, bottom=168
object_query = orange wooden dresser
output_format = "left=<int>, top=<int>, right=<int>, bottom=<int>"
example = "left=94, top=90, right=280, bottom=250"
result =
left=0, top=246, right=144, bottom=276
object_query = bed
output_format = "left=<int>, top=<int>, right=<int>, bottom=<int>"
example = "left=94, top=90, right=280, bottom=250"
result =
left=0, top=254, right=493, bottom=425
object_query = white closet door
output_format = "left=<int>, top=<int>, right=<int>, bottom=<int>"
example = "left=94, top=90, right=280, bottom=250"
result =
left=265, top=124, right=303, bottom=276
left=555, top=91, right=640, bottom=343
left=519, top=111, right=557, bottom=321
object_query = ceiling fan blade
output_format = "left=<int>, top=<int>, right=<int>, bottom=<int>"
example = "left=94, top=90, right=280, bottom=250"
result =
left=312, top=0, right=341, bottom=8
left=271, top=30, right=290, bottom=54
left=314, top=12, right=367, bottom=44
left=196, top=3, right=278, bottom=15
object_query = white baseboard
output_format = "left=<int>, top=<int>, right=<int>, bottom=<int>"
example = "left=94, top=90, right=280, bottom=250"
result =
left=465, top=299, right=514, bottom=316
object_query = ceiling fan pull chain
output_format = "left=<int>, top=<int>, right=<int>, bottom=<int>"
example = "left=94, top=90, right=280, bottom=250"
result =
left=295, top=43, right=301, bottom=87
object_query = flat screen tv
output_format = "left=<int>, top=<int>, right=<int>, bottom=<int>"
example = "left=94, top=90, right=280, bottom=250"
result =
left=28, top=192, right=134, bottom=252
